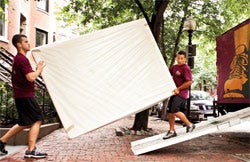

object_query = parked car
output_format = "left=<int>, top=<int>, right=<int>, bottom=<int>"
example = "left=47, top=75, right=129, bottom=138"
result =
left=190, top=90, right=215, bottom=121
left=150, top=91, right=215, bottom=121
left=149, top=102, right=163, bottom=118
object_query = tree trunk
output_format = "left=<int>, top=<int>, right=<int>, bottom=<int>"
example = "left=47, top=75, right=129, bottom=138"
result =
left=131, top=109, right=149, bottom=131
left=161, top=98, right=169, bottom=120
left=170, top=3, right=189, bottom=67
left=132, top=0, right=169, bottom=131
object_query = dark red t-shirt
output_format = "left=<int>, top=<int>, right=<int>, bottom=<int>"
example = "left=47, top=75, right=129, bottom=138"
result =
left=170, top=64, right=192, bottom=99
left=12, top=53, right=34, bottom=98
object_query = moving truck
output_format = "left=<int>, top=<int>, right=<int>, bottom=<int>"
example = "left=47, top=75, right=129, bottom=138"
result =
left=216, top=18, right=250, bottom=113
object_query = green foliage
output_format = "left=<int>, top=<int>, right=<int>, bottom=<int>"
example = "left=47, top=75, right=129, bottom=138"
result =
left=0, top=82, right=16, bottom=125
left=56, top=0, right=249, bottom=91
left=58, top=0, right=154, bottom=34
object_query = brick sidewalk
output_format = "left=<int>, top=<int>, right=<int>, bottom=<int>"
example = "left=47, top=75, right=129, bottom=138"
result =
left=1, top=115, right=249, bottom=162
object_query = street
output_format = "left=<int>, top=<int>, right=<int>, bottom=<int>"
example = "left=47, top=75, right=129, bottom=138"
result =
left=1, top=115, right=249, bottom=162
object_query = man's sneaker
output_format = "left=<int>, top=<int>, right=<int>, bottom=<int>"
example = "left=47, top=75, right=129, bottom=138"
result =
left=163, top=130, right=177, bottom=140
left=24, top=147, right=47, bottom=158
left=186, top=123, right=196, bottom=133
left=0, top=140, right=8, bottom=155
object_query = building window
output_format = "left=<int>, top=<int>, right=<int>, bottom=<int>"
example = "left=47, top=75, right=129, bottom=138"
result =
left=0, top=1, right=7, bottom=38
left=37, top=0, right=49, bottom=12
left=20, top=14, right=27, bottom=35
left=36, top=29, right=48, bottom=47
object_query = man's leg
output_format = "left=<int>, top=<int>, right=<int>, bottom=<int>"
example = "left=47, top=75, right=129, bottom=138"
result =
left=24, top=120, right=48, bottom=158
left=0, top=124, right=28, bottom=143
left=163, top=113, right=177, bottom=139
left=175, top=111, right=195, bottom=132
left=27, top=120, right=41, bottom=151
left=0, top=124, right=28, bottom=154
left=175, top=111, right=191, bottom=126
left=167, top=113, right=175, bottom=131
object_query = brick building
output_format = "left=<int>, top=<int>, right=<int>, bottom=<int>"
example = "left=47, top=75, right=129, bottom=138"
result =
left=0, top=0, right=55, bottom=54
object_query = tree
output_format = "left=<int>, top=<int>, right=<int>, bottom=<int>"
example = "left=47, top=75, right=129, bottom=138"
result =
left=130, top=0, right=170, bottom=131
left=58, top=0, right=170, bottom=131
left=56, top=0, right=250, bottom=130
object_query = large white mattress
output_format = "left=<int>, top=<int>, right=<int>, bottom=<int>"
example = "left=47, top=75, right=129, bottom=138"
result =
left=31, top=19, right=176, bottom=138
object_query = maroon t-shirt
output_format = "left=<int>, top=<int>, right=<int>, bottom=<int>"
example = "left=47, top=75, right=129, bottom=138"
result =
left=170, top=64, right=192, bottom=99
left=12, top=53, right=34, bottom=98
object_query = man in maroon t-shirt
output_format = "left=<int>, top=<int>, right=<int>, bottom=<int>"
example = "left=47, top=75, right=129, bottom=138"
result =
left=163, top=51, right=195, bottom=140
left=0, top=34, right=47, bottom=158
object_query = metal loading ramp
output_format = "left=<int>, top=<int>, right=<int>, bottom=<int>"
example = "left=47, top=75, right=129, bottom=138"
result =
left=131, top=107, right=250, bottom=155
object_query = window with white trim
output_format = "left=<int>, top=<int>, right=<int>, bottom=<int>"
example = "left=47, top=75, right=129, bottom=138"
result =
left=20, top=14, right=27, bottom=35
left=37, top=0, right=49, bottom=12
left=0, top=1, right=7, bottom=39
left=36, top=29, right=48, bottom=47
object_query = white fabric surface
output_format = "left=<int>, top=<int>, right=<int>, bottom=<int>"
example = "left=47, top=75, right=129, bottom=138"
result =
left=31, top=19, right=176, bottom=138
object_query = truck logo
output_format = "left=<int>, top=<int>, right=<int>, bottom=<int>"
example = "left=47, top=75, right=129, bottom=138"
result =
left=223, top=23, right=249, bottom=99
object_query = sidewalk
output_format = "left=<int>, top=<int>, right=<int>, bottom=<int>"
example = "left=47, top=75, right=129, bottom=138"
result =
left=0, top=145, right=25, bottom=160
left=1, top=115, right=249, bottom=162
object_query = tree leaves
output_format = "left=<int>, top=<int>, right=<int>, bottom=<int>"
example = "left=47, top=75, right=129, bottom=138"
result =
left=56, top=0, right=249, bottom=90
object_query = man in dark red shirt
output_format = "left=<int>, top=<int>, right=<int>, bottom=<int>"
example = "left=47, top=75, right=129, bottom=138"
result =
left=0, top=34, right=47, bottom=158
left=163, top=51, right=195, bottom=139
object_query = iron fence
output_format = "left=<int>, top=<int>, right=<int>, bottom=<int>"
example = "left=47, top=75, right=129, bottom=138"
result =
left=0, top=82, right=60, bottom=128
